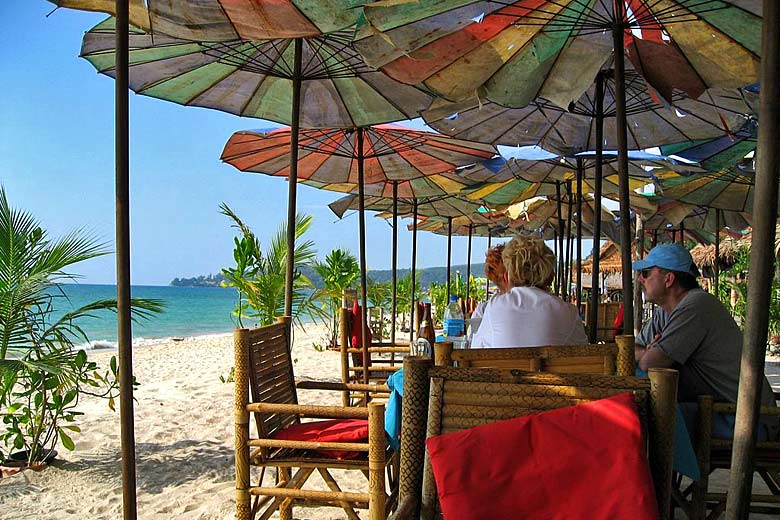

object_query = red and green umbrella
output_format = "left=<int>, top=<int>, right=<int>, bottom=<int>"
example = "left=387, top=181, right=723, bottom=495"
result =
left=655, top=167, right=757, bottom=214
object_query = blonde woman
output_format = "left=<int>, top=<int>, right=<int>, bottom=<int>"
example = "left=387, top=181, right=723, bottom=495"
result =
left=468, top=244, right=509, bottom=337
left=471, top=236, right=586, bottom=348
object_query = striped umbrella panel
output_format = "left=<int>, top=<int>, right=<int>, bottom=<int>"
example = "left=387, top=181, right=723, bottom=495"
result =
left=660, top=124, right=758, bottom=171
left=328, top=193, right=484, bottom=219
left=656, top=168, right=756, bottom=213
left=81, top=18, right=434, bottom=128
left=357, top=0, right=761, bottom=107
left=146, top=0, right=366, bottom=40
left=221, top=125, right=497, bottom=186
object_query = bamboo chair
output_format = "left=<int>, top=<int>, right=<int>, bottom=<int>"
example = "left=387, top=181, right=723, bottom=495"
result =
left=434, top=335, right=636, bottom=376
left=391, top=358, right=679, bottom=520
left=340, top=306, right=411, bottom=406
left=582, top=301, right=623, bottom=342
left=675, top=395, right=780, bottom=519
left=234, top=317, right=397, bottom=520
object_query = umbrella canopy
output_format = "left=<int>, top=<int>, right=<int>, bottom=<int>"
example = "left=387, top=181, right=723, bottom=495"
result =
left=49, top=0, right=150, bottom=29
left=410, top=215, right=512, bottom=237
left=329, top=193, right=484, bottom=219
left=421, top=80, right=753, bottom=155
left=221, top=125, right=497, bottom=185
left=306, top=173, right=473, bottom=200
left=80, top=18, right=434, bottom=128
left=357, top=1, right=761, bottom=107
left=655, top=167, right=757, bottom=213
left=660, top=123, right=758, bottom=171
left=643, top=196, right=752, bottom=234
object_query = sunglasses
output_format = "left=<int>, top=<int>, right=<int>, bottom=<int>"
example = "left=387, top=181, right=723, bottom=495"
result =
left=639, top=268, right=654, bottom=278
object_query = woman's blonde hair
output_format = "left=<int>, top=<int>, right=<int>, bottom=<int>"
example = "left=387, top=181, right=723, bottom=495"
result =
left=501, top=236, right=556, bottom=289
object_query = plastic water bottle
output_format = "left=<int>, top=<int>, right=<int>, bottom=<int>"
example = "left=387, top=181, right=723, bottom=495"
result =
left=443, top=296, right=465, bottom=340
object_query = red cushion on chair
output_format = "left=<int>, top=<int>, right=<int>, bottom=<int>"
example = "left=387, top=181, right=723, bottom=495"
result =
left=426, top=392, right=659, bottom=520
left=273, top=419, right=369, bottom=459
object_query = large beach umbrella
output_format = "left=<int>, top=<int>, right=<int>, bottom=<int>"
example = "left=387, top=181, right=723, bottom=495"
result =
left=81, top=17, right=435, bottom=318
left=660, top=124, right=758, bottom=172
left=656, top=167, right=761, bottom=214
left=222, top=125, right=497, bottom=377
left=49, top=0, right=150, bottom=29
left=357, top=0, right=763, bottom=335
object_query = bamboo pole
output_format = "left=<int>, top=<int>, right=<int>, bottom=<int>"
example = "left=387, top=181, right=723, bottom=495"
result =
left=466, top=224, right=473, bottom=304
left=234, top=328, right=251, bottom=520
left=588, top=71, right=605, bottom=343
left=485, top=232, right=492, bottom=299
left=565, top=180, right=574, bottom=302
left=115, top=2, right=137, bottom=518
left=555, top=181, right=564, bottom=297
left=576, top=158, right=583, bottom=314
left=284, top=38, right=303, bottom=317
left=410, top=199, right=418, bottom=344
left=391, top=181, right=398, bottom=347
left=714, top=210, right=720, bottom=296
left=611, top=5, right=634, bottom=334
left=648, top=368, right=679, bottom=520
left=634, top=216, right=645, bottom=336
left=726, top=2, right=780, bottom=515
left=368, top=402, right=386, bottom=520
left=340, top=306, right=351, bottom=407
left=446, top=216, right=453, bottom=301
left=356, top=128, right=370, bottom=398
left=399, top=357, right=433, bottom=518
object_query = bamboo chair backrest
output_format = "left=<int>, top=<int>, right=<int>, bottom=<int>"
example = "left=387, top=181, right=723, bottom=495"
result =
left=240, top=318, right=299, bottom=439
left=397, top=358, right=678, bottom=520
left=436, top=335, right=635, bottom=376
left=582, top=301, right=623, bottom=342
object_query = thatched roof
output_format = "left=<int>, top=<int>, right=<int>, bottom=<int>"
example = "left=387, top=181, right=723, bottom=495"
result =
left=580, top=242, right=637, bottom=275
left=689, top=240, right=742, bottom=269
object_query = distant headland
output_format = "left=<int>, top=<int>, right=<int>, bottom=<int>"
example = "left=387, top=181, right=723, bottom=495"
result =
left=170, top=263, right=487, bottom=289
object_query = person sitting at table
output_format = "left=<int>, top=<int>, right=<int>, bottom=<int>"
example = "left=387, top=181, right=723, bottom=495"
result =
left=633, top=243, right=778, bottom=440
left=468, top=243, right=509, bottom=336
left=470, top=236, right=587, bottom=348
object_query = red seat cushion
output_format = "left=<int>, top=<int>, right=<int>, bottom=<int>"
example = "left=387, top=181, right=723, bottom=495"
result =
left=272, top=419, right=369, bottom=460
left=426, top=392, right=659, bottom=520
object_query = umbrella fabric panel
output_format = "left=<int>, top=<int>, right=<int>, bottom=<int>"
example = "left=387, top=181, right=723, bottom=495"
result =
left=50, top=0, right=151, bottom=29
left=81, top=19, right=434, bottom=128
left=147, top=0, right=365, bottom=41
left=657, top=169, right=755, bottom=213
left=660, top=122, right=758, bottom=171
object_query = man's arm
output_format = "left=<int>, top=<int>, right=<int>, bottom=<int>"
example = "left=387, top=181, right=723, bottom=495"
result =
left=636, top=333, right=675, bottom=371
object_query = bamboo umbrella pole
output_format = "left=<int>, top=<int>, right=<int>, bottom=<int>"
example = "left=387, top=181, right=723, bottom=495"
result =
left=391, top=181, right=398, bottom=348
left=446, top=216, right=453, bottom=301
left=466, top=224, right=473, bottom=304
left=576, top=158, right=583, bottom=314
left=634, top=216, right=645, bottom=336
left=356, top=128, right=370, bottom=389
left=555, top=181, right=564, bottom=297
left=588, top=71, right=606, bottom=343
left=115, top=2, right=136, bottom=518
left=727, top=1, right=780, bottom=515
left=565, top=180, right=574, bottom=302
left=714, top=210, right=720, bottom=296
left=680, top=220, right=686, bottom=244
left=284, top=38, right=303, bottom=317
left=485, top=232, right=492, bottom=297
left=410, top=199, right=418, bottom=344
left=612, top=5, right=634, bottom=334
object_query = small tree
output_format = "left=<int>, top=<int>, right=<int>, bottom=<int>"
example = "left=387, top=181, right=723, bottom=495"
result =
left=0, top=188, right=163, bottom=466
left=312, top=249, right=360, bottom=347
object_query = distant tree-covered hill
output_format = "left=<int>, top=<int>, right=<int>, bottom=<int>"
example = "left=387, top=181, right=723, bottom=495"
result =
left=170, top=263, right=486, bottom=289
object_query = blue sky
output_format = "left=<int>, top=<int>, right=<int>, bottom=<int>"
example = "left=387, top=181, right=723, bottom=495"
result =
left=2, top=1, right=512, bottom=286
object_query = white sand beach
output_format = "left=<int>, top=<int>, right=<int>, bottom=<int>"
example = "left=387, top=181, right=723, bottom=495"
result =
left=1, top=325, right=779, bottom=519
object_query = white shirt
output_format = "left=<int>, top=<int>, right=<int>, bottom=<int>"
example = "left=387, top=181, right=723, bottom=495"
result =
left=470, top=286, right=587, bottom=349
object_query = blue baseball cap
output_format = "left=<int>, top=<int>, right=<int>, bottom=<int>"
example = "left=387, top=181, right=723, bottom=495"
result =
left=633, top=243, right=700, bottom=277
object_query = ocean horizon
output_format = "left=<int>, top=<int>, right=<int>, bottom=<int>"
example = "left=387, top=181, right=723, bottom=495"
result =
left=55, top=283, right=306, bottom=350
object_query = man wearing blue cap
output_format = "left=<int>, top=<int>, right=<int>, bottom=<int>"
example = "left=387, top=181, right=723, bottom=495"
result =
left=633, top=243, right=777, bottom=439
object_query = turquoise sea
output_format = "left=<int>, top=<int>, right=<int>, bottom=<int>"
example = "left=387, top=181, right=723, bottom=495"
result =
left=57, top=284, right=245, bottom=348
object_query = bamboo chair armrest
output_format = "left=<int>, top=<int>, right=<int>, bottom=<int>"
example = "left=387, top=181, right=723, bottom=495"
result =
left=247, top=402, right=369, bottom=419
left=712, top=403, right=780, bottom=415
left=346, top=347, right=410, bottom=354
left=248, top=438, right=370, bottom=452
left=295, top=380, right=390, bottom=393
left=388, top=497, right=417, bottom=520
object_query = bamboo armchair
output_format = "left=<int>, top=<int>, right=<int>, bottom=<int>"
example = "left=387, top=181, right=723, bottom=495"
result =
left=340, top=307, right=410, bottom=406
left=676, top=395, right=780, bottom=519
left=434, top=335, right=636, bottom=376
left=582, top=301, right=623, bottom=342
left=234, top=317, right=397, bottom=520
left=391, top=358, right=679, bottom=520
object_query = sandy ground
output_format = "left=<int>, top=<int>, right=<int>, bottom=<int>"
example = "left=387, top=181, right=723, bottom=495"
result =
left=1, top=326, right=779, bottom=519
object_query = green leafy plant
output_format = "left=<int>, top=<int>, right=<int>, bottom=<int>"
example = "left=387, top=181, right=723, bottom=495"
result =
left=312, top=248, right=360, bottom=348
left=0, top=188, right=163, bottom=466
left=220, top=204, right=325, bottom=329
left=394, top=272, right=423, bottom=331
left=366, top=278, right=392, bottom=339
left=429, top=272, right=487, bottom=325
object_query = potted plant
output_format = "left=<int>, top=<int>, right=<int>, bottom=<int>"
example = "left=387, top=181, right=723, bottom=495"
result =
left=0, top=187, right=163, bottom=468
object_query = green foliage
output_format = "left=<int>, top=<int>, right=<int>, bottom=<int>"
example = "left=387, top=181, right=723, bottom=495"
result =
left=715, top=245, right=780, bottom=350
left=312, top=248, right=360, bottom=348
left=220, top=204, right=326, bottom=329
left=0, top=187, right=163, bottom=465
left=428, top=272, right=487, bottom=325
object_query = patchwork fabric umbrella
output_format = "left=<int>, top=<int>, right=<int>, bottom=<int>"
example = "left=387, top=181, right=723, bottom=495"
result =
left=660, top=123, right=758, bottom=172
left=655, top=167, right=757, bottom=213
left=81, top=19, right=434, bottom=128
left=357, top=1, right=761, bottom=107
left=422, top=81, right=754, bottom=156
left=49, top=0, right=150, bottom=29
left=329, top=193, right=484, bottom=219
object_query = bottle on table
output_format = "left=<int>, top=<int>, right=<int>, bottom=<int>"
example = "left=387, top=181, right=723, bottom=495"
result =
left=443, top=295, right=465, bottom=340
left=414, top=302, right=435, bottom=357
